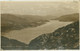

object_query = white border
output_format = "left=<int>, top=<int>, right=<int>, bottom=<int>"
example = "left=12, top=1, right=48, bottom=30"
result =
left=0, top=0, right=79, bottom=1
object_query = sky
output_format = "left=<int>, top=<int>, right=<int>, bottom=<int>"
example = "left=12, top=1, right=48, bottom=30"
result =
left=1, top=1, right=79, bottom=16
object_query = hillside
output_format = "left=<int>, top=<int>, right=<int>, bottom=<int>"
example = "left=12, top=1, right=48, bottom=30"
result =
left=28, top=21, right=79, bottom=50
left=1, top=14, right=49, bottom=33
left=1, top=14, right=29, bottom=32
left=1, top=36, right=28, bottom=50
left=17, top=15, right=57, bottom=22
left=55, top=13, right=79, bottom=22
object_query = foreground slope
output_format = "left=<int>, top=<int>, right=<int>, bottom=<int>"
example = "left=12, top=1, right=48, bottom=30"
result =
left=1, top=36, right=28, bottom=50
left=28, top=21, right=79, bottom=49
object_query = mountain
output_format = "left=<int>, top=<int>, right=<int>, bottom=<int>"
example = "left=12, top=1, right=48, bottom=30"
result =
left=55, top=13, right=79, bottom=22
left=1, top=36, right=28, bottom=50
left=1, top=14, right=49, bottom=33
left=1, top=14, right=29, bottom=32
left=28, top=21, right=79, bottom=50
left=17, top=15, right=47, bottom=22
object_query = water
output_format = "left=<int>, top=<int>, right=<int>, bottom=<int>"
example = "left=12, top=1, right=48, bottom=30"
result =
left=3, top=20, right=72, bottom=44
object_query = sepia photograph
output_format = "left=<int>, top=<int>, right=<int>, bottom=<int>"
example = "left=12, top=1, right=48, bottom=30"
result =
left=1, top=0, right=79, bottom=50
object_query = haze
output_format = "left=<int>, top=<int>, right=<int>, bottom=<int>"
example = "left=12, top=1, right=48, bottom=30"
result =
left=1, top=1, right=78, bottom=16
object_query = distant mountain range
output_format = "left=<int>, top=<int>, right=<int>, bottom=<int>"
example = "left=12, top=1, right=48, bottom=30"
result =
left=55, top=13, right=79, bottom=22
left=1, top=21, right=79, bottom=50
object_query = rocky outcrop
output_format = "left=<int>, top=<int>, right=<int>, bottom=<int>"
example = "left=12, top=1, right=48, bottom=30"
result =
left=28, top=21, right=79, bottom=50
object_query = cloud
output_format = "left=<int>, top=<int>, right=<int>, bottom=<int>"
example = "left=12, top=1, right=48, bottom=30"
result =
left=1, top=2, right=78, bottom=16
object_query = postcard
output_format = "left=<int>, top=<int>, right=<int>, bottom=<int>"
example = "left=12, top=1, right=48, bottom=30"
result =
left=0, top=0, right=79, bottom=50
